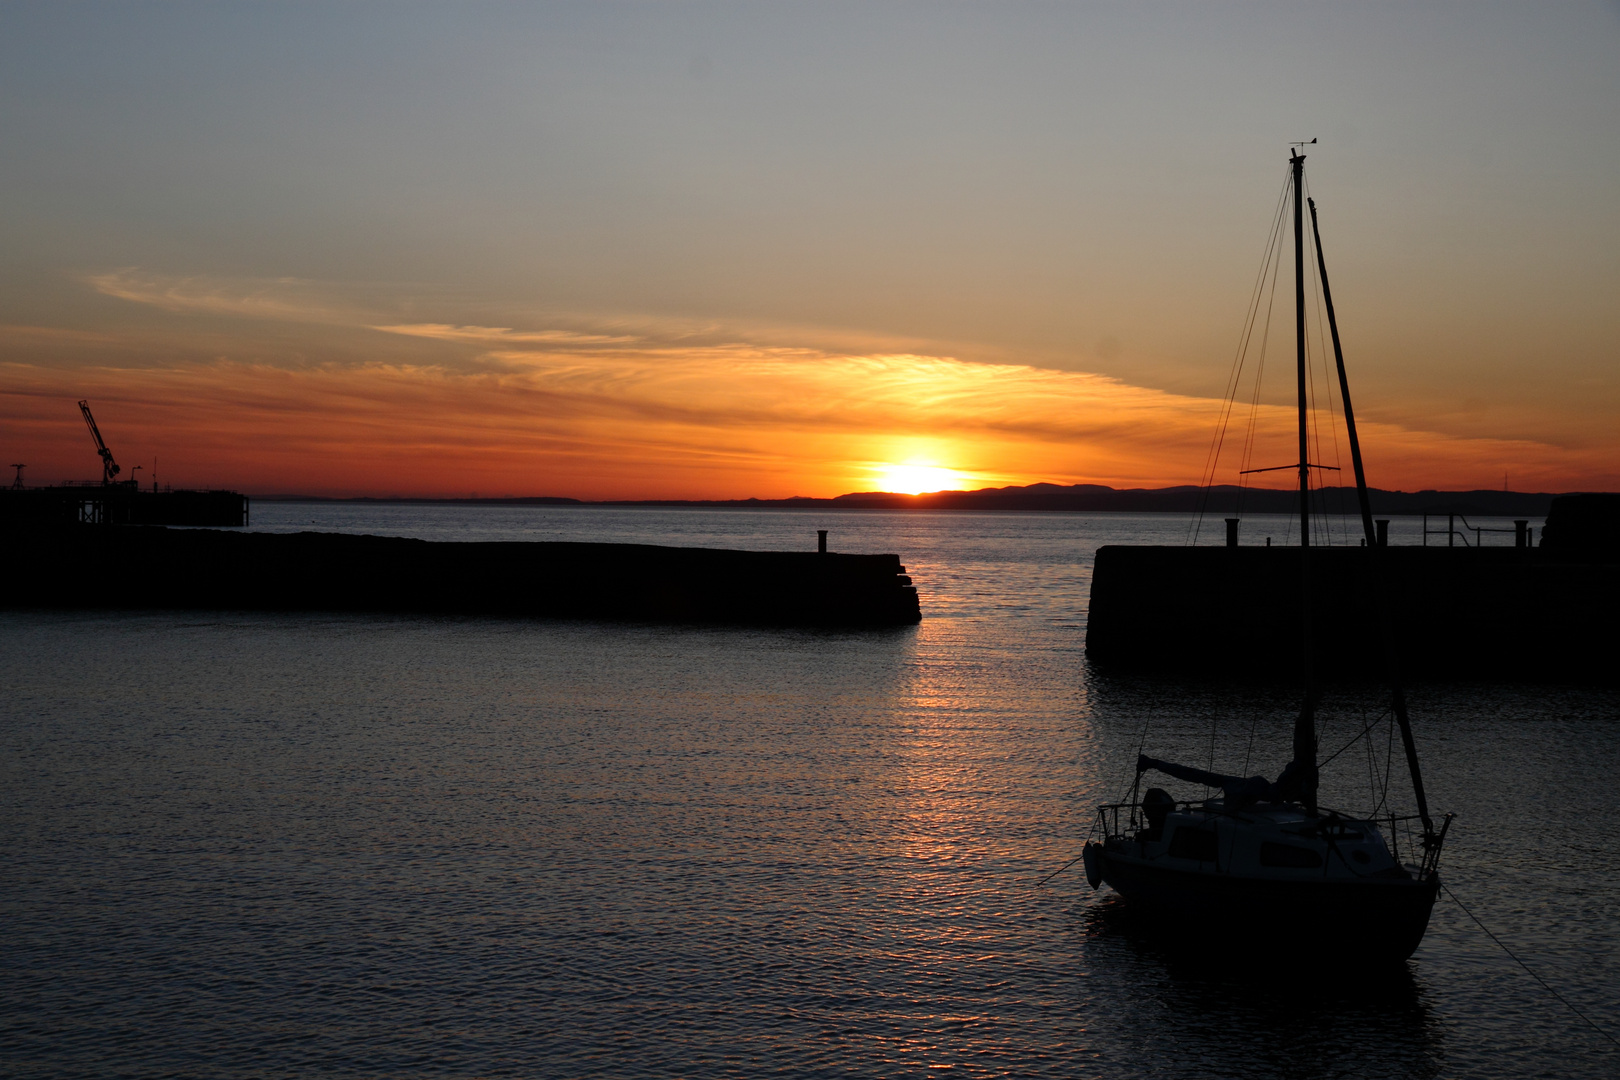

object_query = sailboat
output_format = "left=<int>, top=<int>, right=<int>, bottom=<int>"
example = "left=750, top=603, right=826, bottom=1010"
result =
left=1079, top=147, right=1452, bottom=961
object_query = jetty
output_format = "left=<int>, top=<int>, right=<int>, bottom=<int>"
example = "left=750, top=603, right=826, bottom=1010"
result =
left=1086, top=495, right=1620, bottom=682
left=0, top=526, right=922, bottom=627
left=0, top=484, right=249, bottom=527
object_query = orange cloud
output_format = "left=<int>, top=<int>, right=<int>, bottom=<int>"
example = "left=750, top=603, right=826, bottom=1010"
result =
left=2, top=343, right=1608, bottom=498
left=2, top=273, right=1612, bottom=497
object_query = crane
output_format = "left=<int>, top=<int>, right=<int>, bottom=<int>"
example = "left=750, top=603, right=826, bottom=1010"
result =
left=78, top=399, right=122, bottom=485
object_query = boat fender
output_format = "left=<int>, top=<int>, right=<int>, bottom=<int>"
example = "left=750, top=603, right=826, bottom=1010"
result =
left=1082, top=840, right=1103, bottom=890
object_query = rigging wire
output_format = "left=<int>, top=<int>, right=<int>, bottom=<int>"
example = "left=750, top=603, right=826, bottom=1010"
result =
left=1442, top=884, right=1620, bottom=1051
left=1230, top=184, right=1292, bottom=533
left=1125, top=711, right=1154, bottom=816
left=1236, top=226, right=1287, bottom=519
left=1240, top=703, right=1262, bottom=777
left=1188, top=167, right=1293, bottom=545
left=1363, top=705, right=1380, bottom=811
left=1317, top=705, right=1395, bottom=769
left=1191, top=169, right=1291, bottom=542
left=1206, top=708, right=1220, bottom=799
left=1270, top=158, right=1296, bottom=550
left=1371, top=709, right=1397, bottom=819
left=1355, top=700, right=1397, bottom=820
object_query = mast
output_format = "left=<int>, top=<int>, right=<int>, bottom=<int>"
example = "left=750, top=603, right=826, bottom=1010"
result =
left=1307, top=196, right=1435, bottom=836
left=1308, top=198, right=1376, bottom=548
left=1290, top=149, right=1317, bottom=814
left=1304, top=190, right=1433, bottom=838
left=1293, top=151, right=1310, bottom=549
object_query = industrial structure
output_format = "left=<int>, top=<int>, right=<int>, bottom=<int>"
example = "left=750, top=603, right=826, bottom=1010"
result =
left=0, top=400, right=248, bottom=528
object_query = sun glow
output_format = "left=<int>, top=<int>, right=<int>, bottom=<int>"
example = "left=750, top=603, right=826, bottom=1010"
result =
left=876, top=463, right=967, bottom=495
left=6, top=280, right=1609, bottom=496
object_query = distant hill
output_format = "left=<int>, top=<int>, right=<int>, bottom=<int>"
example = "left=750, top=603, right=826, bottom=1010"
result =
left=258, top=483, right=1581, bottom=515
left=820, top=483, right=1563, bottom=516
left=592, top=483, right=1567, bottom=516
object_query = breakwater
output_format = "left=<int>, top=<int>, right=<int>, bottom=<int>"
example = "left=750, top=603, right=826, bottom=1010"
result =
left=1086, top=545, right=1617, bottom=682
left=1, top=486, right=249, bottom=527
left=0, top=527, right=921, bottom=626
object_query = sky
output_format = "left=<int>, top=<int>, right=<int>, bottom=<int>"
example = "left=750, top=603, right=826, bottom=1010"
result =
left=2, top=1, right=1616, bottom=498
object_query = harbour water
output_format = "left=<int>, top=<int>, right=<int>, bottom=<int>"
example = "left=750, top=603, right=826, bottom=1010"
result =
left=3, top=505, right=1614, bottom=1078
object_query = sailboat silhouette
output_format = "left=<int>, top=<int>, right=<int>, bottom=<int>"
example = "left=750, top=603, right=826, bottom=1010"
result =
left=1081, top=149, right=1452, bottom=962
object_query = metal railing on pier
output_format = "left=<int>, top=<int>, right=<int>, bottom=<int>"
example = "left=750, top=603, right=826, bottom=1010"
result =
left=1422, top=514, right=1536, bottom=548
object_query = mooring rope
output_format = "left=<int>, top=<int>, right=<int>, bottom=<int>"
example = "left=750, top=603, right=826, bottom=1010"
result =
left=1035, top=854, right=1084, bottom=888
left=1442, top=883, right=1619, bottom=1050
left=1036, top=863, right=1619, bottom=1051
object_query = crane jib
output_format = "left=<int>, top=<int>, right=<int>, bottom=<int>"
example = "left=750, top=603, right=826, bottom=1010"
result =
left=78, top=399, right=121, bottom=485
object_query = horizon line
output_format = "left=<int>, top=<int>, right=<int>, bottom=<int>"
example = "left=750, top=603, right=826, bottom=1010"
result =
left=235, top=481, right=1591, bottom=505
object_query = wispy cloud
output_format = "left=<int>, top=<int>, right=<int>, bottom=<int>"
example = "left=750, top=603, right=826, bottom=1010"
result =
left=373, top=324, right=640, bottom=346
left=86, top=269, right=367, bottom=326
left=10, top=270, right=1612, bottom=497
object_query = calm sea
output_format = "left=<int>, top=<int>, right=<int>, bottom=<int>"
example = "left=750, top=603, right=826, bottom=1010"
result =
left=3, top=505, right=1614, bottom=1078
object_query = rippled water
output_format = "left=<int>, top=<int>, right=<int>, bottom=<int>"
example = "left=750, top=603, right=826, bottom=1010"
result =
left=3, top=506, right=1614, bottom=1078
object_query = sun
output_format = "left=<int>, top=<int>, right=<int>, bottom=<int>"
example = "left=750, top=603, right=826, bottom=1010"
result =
left=876, top=463, right=966, bottom=495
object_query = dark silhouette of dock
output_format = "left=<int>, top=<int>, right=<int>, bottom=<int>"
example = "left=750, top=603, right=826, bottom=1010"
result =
left=0, top=485, right=249, bottom=527
left=1087, top=495, right=1620, bottom=683
left=1, top=400, right=250, bottom=528
left=0, top=527, right=921, bottom=627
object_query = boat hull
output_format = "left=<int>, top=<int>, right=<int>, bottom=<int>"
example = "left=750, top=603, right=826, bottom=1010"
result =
left=1091, top=842, right=1439, bottom=962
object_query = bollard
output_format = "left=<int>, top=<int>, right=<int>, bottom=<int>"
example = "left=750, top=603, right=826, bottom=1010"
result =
left=1514, top=520, right=1529, bottom=548
left=817, top=530, right=827, bottom=554
left=1224, top=518, right=1239, bottom=547
left=1376, top=519, right=1389, bottom=548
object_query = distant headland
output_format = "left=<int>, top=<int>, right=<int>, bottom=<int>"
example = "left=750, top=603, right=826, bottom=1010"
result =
left=254, top=483, right=1573, bottom=517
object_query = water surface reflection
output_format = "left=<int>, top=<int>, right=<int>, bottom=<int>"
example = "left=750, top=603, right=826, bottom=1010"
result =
left=2, top=507, right=1614, bottom=1078
left=1077, top=896, right=1444, bottom=1079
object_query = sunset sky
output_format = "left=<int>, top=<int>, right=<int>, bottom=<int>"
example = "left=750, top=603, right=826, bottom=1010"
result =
left=2, top=2, right=1616, bottom=498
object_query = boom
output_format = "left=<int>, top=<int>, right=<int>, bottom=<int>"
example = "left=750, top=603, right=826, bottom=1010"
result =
left=78, top=399, right=121, bottom=485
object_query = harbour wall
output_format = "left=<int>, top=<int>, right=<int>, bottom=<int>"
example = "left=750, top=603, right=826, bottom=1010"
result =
left=0, top=527, right=921, bottom=627
left=0, top=487, right=249, bottom=527
left=1086, top=546, right=1617, bottom=682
